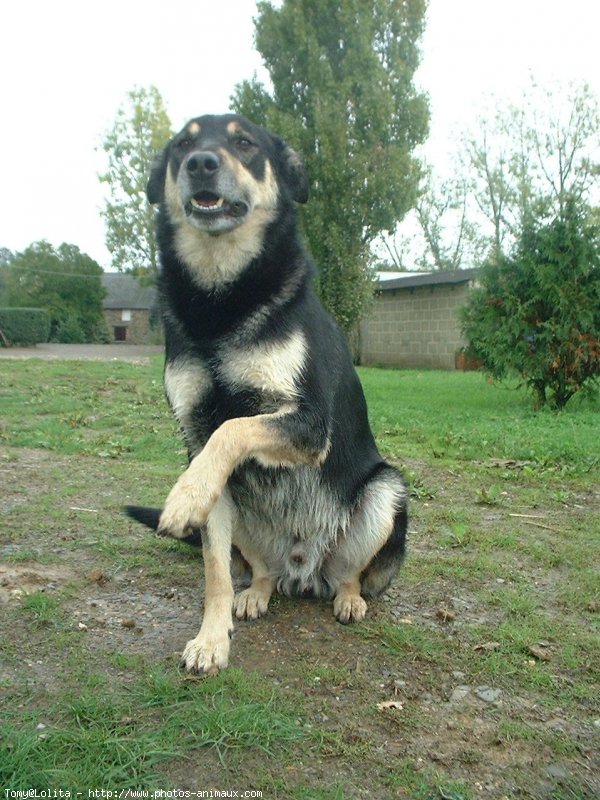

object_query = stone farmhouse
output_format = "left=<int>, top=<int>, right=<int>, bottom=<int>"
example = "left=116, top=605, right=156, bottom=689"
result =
left=101, top=273, right=158, bottom=344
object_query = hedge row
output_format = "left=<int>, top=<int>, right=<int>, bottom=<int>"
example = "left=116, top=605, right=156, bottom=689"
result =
left=0, top=308, right=51, bottom=346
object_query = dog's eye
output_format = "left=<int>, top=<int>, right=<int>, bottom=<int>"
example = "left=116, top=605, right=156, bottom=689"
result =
left=234, top=137, right=255, bottom=152
left=177, top=138, right=192, bottom=151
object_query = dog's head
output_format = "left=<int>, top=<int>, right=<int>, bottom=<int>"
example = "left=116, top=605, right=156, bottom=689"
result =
left=147, top=114, right=308, bottom=236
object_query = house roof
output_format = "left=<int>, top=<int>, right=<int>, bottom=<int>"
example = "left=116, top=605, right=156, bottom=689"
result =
left=376, top=268, right=478, bottom=291
left=102, top=273, right=157, bottom=310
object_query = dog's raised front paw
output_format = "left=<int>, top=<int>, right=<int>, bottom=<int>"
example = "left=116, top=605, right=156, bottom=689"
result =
left=158, top=477, right=218, bottom=538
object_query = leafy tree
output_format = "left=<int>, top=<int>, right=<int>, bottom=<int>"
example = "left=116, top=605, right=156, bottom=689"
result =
left=390, top=81, right=600, bottom=272
left=2, top=241, right=108, bottom=343
left=463, top=81, right=600, bottom=261
left=461, top=200, right=600, bottom=409
left=381, top=166, right=486, bottom=271
left=100, top=86, right=173, bottom=276
left=232, top=0, right=429, bottom=331
left=0, top=247, right=14, bottom=305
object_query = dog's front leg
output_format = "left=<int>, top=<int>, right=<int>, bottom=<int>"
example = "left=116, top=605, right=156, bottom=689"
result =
left=158, top=446, right=224, bottom=540
left=158, top=413, right=325, bottom=539
left=180, top=490, right=234, bottom=675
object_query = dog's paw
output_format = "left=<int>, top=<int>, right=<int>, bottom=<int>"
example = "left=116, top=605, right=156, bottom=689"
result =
left=333, top=593, right=367, bottom=624
left=180, top=629, right=232, bottom=675
left=234, top=585, right=271, bottom=620
left=158, top=477, right=218, bottom=538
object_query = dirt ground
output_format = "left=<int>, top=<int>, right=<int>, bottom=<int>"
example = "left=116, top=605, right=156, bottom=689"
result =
left=1, top=441, right=598, bottom=798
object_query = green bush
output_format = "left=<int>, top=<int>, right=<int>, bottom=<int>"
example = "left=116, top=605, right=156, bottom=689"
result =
left=52, top=316, right=86, bottom=344
left=0, top=308, right=51, bottom=346
left=461, top=201, right=600, bottom=409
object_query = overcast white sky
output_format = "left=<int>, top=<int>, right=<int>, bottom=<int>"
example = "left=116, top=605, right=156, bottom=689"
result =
left=1, top=0, right=599, bottom=267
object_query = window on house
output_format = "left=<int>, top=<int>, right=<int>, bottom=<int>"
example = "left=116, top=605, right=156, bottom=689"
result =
left=121, top=310, right=132, bottom=322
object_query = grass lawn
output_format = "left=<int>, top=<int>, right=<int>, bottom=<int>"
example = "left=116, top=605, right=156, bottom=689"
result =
left=0, top=356, right=598, bottom=799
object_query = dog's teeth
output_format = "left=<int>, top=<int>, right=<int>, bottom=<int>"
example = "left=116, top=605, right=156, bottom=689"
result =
left=191, top=196, right=224, bottom=210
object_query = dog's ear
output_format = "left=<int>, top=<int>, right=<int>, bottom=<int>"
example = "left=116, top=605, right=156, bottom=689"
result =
left=275, top=138, right=309, bottom=204
left=146, top=149, right=168, bottom=205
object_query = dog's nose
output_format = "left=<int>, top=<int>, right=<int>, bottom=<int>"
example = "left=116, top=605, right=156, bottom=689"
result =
left=186, top=151, right=220, bottom=175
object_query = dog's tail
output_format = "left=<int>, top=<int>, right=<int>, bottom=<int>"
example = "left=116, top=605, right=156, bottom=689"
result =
left=123, top=505, right=202, bottom=547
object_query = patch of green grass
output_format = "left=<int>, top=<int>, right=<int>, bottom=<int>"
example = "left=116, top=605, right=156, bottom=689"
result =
left=302, top=664, right=356, bottom=687
left=360, top=367, right=600, bottom=478
left=1, top=667, right=306, bottom=790
left=0, top=358, right=181, bottom=467
left=359, top=619, right=449, bottom=666
left=289, top=786, right=346, bottom=800
left=1, top=548, right=57, bottom=564
left=21, top=592, right=63, bottom=627
left=383, top=761, right=474, bottom=800
left=1, top=701, right=181, bottom=790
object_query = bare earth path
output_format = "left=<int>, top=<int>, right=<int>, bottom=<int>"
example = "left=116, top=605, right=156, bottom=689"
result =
left=0, top=343, right=164, bottom=363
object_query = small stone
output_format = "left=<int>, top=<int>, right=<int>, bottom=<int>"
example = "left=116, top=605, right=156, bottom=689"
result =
left=545, top=764, right=568, bottom=780
left=449, top=685, right=471, bottom=702
left=377, top=700, right=404, bottom=712
left=121, top=619, right=136, bottom=628
left=474, top=641, right=501, bottom=653
left=476, top=686, right=502, bottom=703
left=529, top=643, right=551, bottom=662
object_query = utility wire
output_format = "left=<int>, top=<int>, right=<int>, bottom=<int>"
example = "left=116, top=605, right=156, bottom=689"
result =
left=0, top=264, right=117, bottom=280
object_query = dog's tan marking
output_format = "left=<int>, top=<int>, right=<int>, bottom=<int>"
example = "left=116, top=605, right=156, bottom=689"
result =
left=165, top=168, right=186, bottom=223
left=158, top=412, right=327, bottom=538
left=180, top=491, right=234, bottom=674
left=219, top=330, right=307, bottom=400
left=333, top=576, right=368, bottom=623
left=220, top=151, right=279, bottom=213
left=234, top=577, right=276, bottom=620
left=187, top=121, right=201, bottom=136
left=226, top=121, right=246, bottom=137
left=232, top=530, right=277, bottom=620
left=324, top=470, right=404, bottom=611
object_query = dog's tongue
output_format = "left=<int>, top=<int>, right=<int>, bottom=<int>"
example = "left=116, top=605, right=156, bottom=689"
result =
left=194, top=192, right=223, bottom=208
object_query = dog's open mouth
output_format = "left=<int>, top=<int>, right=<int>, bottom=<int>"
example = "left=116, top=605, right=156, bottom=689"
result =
left=187, top=192, right=248, bottom=219
left=191, top=191, right=224, bottom=211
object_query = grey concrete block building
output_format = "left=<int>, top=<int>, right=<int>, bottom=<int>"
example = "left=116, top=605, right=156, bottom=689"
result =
left=358, top=270, right=478, bottom=369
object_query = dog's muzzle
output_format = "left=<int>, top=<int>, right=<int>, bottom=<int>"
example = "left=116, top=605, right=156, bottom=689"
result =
left=179, top=151, right=249, bottom=231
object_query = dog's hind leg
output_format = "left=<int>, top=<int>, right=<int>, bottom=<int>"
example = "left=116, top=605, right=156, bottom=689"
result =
left=180, top=490, right=235, bottom=674
left=232, top=524, right=276, bottom=620
left=360, top=500, right=407, bottom=598
left=324, top=466, right=407, bottom=623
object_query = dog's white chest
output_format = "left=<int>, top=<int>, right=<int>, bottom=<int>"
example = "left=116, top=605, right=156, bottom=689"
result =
left=218, top=330, right=307, bottom=400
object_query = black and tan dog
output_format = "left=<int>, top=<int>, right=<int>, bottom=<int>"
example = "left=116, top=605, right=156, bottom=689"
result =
left=126, top=114, right=407, bottom=675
